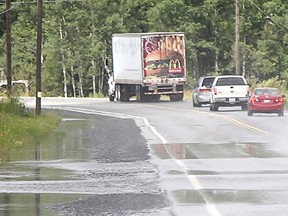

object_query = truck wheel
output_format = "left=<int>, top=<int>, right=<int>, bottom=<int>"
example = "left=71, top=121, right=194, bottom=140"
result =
left=109, top=94, right=115, bottom=102
left=136, top=86, right=144, bottom=102
left=193, top=96, right=201, bottom=107
left=154, top=95, right=161, bottom=101
left=169, top=95, right=177, bottom=101
left=120, top=92, right=130, bottom=102
left=116, top=85, right=130, bottom=102
left=136, top=92, right=141, bottom=102
left=210, top=104, right=218, bottom=111
left=170, top=94, right=183, bottom=102
left=248, top=110, right=253, bottom=116
left=115, top=85, right=121, bottom=101
left=177, top=93, right=184, bottom=101
left=148, top=95, right=160, bottom=102
left=192, top=100, right=197, bottom=107
left=241, top=104, right=248, bottom=111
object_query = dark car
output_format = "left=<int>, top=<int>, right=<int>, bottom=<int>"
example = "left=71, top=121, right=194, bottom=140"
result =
left=192, top=76, right=216, bottom=107
left=248, top=87, right=285, bottom=116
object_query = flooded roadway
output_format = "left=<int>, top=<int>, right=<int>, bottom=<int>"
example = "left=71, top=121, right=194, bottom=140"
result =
left=2, top=97, right=288, bottom=216
left=0, top=111, right=171, bottom=215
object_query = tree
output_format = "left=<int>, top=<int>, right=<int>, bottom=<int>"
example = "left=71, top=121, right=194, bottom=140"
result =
left=1, top=0, right=288, bottom=97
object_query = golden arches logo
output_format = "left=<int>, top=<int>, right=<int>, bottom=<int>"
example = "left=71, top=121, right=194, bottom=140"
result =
left=169, top=59, right=181, bottom=69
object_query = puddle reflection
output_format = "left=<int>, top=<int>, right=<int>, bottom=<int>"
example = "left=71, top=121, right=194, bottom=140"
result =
left=150, top=142, right=286, bottom=159
left=0, top=193, right=89, bottom=216
left=171, top=189, right=285, bottom=205
left=0, top=115, right=95, bottom=216
left=0, top=117, right=91, bottom=180
left=35, top=141, right=41, bottom=180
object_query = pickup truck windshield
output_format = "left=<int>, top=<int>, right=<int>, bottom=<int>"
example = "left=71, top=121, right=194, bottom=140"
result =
left=216, top=77, right=246, bottom=86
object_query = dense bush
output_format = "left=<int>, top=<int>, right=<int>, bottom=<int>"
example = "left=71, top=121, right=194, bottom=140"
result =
left=0, top=97, right=27, bottom=116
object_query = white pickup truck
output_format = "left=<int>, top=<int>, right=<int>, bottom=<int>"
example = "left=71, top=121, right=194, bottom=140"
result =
left=209, top=75, right=250, bottom=111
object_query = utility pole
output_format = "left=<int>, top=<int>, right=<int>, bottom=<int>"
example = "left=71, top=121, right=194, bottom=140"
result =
left=235, top=0, right=241, bottom=75
left=35, top=0, right=43, bottom=115
left=6, top=0, right=12, bottom=98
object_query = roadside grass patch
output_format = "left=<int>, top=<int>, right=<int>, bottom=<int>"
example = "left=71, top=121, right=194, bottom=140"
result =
left=0, top=98, right=60, bottom=163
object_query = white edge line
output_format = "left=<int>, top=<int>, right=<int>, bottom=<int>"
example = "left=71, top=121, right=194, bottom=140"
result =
left=53, top=106, right=223, bottom=216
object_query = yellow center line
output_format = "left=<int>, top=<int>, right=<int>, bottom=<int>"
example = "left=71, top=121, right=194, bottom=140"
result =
left=144, top=103, right=273, bottom=135
left=141, top=103, right=275, bottom=216
left=195, top=109, right=273, bottom=135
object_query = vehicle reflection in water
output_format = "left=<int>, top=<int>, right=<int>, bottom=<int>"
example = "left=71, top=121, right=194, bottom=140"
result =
left=0, top=117, right=92, bottom=216
left=150, top=142, right=288, bottom=208
left=149, top=142, right=286, bottom=160
left=171, top=189, right=270, bottom=204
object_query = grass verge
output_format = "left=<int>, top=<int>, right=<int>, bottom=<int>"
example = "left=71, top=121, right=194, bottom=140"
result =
left=0, top=98, right=60, bottom=163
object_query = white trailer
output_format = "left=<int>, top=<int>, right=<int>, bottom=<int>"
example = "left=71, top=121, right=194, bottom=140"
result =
left=109, top=32, right=186, bottom=102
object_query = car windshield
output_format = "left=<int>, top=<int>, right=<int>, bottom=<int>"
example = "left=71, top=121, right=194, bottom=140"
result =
left=216, top=77, right=245, bottom=86
left=254, top=88, right=279, bottom=96
left=202, top=77, right=215, bottom=88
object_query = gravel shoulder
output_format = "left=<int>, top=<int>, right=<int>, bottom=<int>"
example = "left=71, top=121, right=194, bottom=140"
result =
left=49, top=111, right=172, bottom=216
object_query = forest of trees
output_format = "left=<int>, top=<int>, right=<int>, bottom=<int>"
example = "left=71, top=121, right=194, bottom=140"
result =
left=0, top=0, right=287, bottom=97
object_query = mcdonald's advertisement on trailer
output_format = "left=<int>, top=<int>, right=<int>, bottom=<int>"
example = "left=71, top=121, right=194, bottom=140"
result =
left=143, top=34, right=186, bottom=79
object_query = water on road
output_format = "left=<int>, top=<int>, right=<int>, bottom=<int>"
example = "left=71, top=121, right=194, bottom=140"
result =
left=0, top=111, right=170, bottom=216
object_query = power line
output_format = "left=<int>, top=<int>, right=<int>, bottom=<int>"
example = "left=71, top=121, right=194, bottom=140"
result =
left=247, top=0, right=286, bottom=32
left=0, top=0, right=91, bottom=4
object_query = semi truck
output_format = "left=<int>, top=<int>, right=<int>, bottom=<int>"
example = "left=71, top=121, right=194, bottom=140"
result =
left=108, top=32, right=186, bottom=102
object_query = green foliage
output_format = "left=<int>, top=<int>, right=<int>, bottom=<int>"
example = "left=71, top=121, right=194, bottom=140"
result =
left=0, top=97, right=27, bottom=116
left=0, top=98, right=60, bottom=163
left=257, top=76, right=287, bottom=93
left=0, top=0, right=288, bottom=97
left=247, top=76, right=287, bottom=98
left=89, top=92, right=105, bottom=98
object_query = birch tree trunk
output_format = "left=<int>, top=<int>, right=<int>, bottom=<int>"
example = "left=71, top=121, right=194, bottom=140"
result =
left=70, top=64, right=76, bottom=98
left=91, top=58, right=96, bottom=95
left=92, top=75, right=96, bottom=95
left=59, top=25, right=67, bottom=97
left=78, top=64, right=84, bottom=97
left=98, top=67, right=102, bottom=94
left=89, top=1, right=97, bottom=96
left=75, top=24, right=84, bottom=97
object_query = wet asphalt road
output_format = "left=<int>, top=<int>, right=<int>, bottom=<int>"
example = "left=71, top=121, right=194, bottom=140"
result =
left=51, top=112, right=171, bottom=216
left=0, top=109, right=171, bottom=216
left=1, top=97, right=288, bottom=216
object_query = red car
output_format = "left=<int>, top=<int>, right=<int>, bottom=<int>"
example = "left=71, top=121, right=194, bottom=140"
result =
left=248, top=87, right=285, bottom=116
